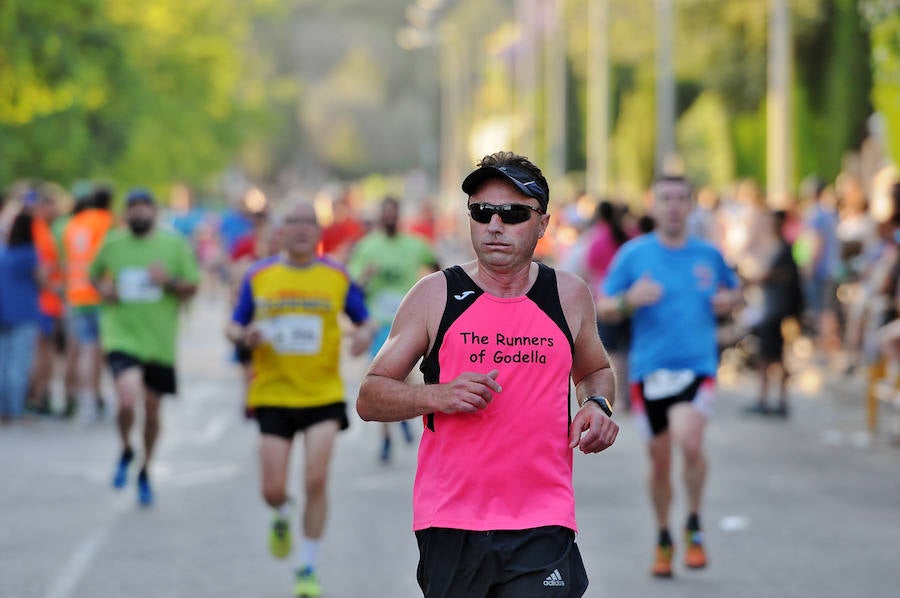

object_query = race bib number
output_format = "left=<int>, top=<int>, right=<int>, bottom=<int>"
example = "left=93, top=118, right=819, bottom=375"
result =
left=260, top=315, right=323, bottom=355
left=117, top=268, right=162, bottom=303
left=372, top=291, right=405, bottom=323
left=643, top=369, right=695, bottom=400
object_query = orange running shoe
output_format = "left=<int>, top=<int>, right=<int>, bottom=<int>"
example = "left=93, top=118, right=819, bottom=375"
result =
left=651, top=543, right=674, bottom=578
left=684, top=529, right=708, bottom=569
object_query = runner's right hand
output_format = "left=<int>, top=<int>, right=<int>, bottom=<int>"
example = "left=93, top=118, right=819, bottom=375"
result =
left=433, top=369, right=502, bottom=414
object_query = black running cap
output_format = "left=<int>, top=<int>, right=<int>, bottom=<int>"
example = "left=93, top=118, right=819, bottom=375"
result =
left=461, top=165, right=549, bottom=210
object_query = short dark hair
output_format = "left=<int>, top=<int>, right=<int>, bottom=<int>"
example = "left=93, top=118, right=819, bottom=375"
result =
left=653, top=174, right=693, bottom=196
left=92, top=185, right=114, bottom=210
left=7, top=211, right=34, bottom=246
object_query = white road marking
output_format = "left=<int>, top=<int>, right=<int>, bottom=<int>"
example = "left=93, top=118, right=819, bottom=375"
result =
left=194, top=414, right=231, bottom=446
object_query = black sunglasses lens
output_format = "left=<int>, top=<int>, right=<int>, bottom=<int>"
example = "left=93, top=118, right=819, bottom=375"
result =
left=500, top=206, right=532, bottom=223
left=469, top=204, right=493, bottom=223
left=468, top=204, right=533, bottom=224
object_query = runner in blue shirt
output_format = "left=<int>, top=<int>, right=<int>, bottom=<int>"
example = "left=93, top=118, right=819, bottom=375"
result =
left=599, top=175, right=740, bottom=578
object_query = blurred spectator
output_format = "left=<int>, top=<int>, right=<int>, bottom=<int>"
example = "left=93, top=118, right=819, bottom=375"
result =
left=29, top=188, right=66, bottom=415
left=219, top=189, right=260, bottom=255
left=687, top=186, right=723, bottom=247
left=348, top=196, right=439, bottom=462
left=835, top=172, right=876, bottom=284
left=795, top=176, right=840, bottom=352
left=872, top=182, right=900, bottom=380
left=166, top=184, right=206, bottom=239
left=584, top=200, right=632, bottom=410
left=320, top=189, right=365, bottom=263
left=227, top=206, right=280, bottom=415
left=61, top=184, right=116, bottom=418
left=0, top=210, right=42, bottom=423
left=406, top=198, right=438, bottom=243
left=744, top=210, right=804, bottom=417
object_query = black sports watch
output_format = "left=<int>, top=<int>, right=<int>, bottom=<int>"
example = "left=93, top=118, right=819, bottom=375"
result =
left=585, top=396, right=613, bottom=417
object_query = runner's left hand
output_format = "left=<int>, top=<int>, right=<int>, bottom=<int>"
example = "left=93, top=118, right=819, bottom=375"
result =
left=569, top=402, right=619, bottom=454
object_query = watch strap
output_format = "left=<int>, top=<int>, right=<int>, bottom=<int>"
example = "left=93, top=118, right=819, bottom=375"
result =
left=585, top=396, right=613, bottom=417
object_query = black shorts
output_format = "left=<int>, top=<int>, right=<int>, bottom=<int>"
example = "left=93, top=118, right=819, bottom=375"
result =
left=415, top=526, right=588, bottom=598
left=633, top=375, right=713, bottom=438
left=752, top=319, right=785, bottom=361
left=596, top=318, right=630, bottom=353
left=255, top=403, right=349, bottom=440
left=106, top=351, right=177, bottom=396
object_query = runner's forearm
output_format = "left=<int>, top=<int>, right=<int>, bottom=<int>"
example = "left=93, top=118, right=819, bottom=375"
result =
left=357, top=374, right=433, bottom=422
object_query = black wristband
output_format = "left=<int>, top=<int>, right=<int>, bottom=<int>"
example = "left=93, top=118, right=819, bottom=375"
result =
left=585, top=396, right=613, bottom=417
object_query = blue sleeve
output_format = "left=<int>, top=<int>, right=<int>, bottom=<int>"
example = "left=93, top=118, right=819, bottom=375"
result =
left=717, top=250, right=739, bottom=289
left=602, top=249, right=632, bottom=296
left=344, top=280, right=369, bottom=324
left=231, top=276, right=255, bottom=325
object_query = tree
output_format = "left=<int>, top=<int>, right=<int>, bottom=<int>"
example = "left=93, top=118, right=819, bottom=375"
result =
left=0, top=0, right=281, bottom=191
left=861, top=0, right=900, bottom=162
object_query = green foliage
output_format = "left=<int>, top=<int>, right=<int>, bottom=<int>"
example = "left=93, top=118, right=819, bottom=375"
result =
left=676, top=91, right=736, bottom=188
left=815, top=0, right=873, bottom=179
left=731, top=105, right=767, bottom=184
left=611, top=72, right=656, bottom=197
left=0, top=0, right=281, bottom=191
left=862, top=1, right=900, bottom=162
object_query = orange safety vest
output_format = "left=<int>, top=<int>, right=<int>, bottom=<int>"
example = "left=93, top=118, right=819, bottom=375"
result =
left=32, top=217, right=65, bottom=317
left=62, top=209, right=114, bottom=307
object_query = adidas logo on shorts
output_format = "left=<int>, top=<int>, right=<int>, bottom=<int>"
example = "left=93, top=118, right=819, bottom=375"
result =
left=543, top=569, right=565, bottom=587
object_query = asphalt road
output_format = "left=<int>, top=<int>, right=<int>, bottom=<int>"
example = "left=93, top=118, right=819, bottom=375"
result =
left=2, top=295, right=899, bottom=598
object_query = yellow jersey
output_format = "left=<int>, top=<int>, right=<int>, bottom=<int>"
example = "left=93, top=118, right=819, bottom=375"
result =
left=232, top=256, right=368, bottom=408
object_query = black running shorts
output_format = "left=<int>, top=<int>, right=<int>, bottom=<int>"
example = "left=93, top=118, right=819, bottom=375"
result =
left=415, top=526, right=588, bottom=598
left=106, top=351, right=177, bottom=396
left=254, top=403, right=349, bottom=440
left=633, top=375, right=711, bottom=437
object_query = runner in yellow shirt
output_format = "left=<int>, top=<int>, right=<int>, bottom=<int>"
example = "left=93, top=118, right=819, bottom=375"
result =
left=226, top=200, right=375, bottom=598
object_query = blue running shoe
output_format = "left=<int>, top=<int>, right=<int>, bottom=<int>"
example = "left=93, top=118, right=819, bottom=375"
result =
left=137, top=471, right=154, bottom=507
left=112, top=449, right=133, bottom=489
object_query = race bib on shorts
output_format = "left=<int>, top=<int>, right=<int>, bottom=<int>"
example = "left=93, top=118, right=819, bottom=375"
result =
left=643, top=368, right=695, bottom=400
left=260, top=314, right=323, bottom=355
left=117, top=268, right=163, bottom=303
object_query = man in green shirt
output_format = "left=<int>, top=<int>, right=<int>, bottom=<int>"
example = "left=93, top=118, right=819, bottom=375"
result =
left=348, top=197, right=439, bottom=462
left=90, top=188, right=199, bottom=506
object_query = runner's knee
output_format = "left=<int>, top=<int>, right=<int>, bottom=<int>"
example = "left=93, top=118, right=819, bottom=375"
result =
left=305, top=467, right=328, bottom=497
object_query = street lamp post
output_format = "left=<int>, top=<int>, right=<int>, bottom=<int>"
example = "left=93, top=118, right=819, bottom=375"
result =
left=767, top=0, right=793, bottom=207
left=655, top=0, right=677, bottom=176
left=544, top=0, right=567, bottom=186
left=586, top=0, right=609, bottom=196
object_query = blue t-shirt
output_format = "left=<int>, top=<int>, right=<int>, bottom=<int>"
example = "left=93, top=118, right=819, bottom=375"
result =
left=0, top=245, right=40, bottom=325
left=219, top=209, right=254, bottom=254
left=603, top=233, right=738, bottom=382
left=805, top=205, right=839, bottom=279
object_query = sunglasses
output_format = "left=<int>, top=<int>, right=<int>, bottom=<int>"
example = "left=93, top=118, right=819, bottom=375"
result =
left=467, top=202, right=544, bottom=224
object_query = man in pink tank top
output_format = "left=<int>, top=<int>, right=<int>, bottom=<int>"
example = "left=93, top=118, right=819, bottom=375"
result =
left=358, top=151, right=619, bottom=597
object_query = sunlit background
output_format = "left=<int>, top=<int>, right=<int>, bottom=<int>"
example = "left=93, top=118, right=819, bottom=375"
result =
left=2, top=0, right=898, bottom=217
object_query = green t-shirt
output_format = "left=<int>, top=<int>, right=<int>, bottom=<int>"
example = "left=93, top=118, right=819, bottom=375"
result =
left=90, top=229, right=199, bottom=365
left=348, top=232, right=436, bottom=326
left=51, top=215, right=70, bottom=246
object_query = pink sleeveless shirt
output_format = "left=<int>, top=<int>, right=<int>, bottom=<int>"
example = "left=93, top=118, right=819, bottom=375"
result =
left=414, top=264, right=577, bottom=532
